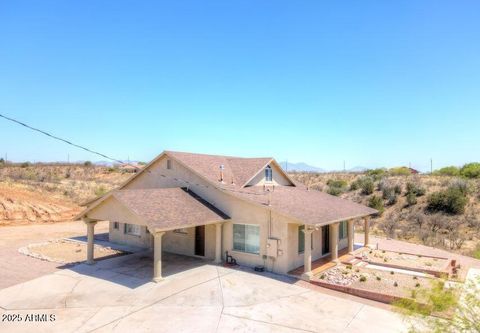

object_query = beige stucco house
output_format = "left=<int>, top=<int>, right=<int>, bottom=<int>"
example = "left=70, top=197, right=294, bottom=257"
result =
left=78, top=151, right=376, bottom=282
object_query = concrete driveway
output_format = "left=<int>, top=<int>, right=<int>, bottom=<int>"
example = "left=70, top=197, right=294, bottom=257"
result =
left=0, top=252, right=408, bottom=333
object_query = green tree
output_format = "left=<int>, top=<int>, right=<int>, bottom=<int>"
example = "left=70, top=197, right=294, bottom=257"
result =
left=460, top=163, right=480, bottom=179
left=360, top=177, right=374, bottom=195
left=434, top=166, right=460, bottom=177
left=427, top=187, right=468, bottom=215
left=368, top=195, right=384, bottom=215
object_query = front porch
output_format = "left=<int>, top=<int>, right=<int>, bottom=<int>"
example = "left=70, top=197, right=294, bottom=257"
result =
left=297, top=217, right=371, bottom=281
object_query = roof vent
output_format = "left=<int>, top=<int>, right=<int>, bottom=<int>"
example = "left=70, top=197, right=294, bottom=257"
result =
left=219, top=164, right=225, bottom=183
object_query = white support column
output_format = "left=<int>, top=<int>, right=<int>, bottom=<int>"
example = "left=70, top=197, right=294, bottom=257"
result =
left=364, top=217, right=370, bottom=248
left=153, top=231, right=166, bottom=282
left=347, top=219, right=355, bottom=254
left=330, top=222, right=339, bottom=263
left=214, top=223, right=223, bottom=264
left=301, top=225, right=315, bottom=281
left=84, top=219, right=97, bottom=265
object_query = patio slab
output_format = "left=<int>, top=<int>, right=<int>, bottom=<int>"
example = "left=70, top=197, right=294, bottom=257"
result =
left=0, top=252, right=409, bottom=333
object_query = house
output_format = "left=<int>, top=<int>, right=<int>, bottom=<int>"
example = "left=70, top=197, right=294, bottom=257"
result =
left=77, top=151, right=376, bottom=282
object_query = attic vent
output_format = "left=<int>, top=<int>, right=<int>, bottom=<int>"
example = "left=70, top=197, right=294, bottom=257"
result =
left=166, top=159, right=172, bottom=170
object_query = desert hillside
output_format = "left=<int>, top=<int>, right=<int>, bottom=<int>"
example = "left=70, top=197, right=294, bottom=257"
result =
left=290, top=167, right=480, bottom=257
left=0, top=163, right=130, bottom=225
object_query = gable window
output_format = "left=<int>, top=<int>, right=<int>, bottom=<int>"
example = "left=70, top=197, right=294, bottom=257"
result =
left=298, top=225, right=313, bottom=253
left=265, top=165, right=273, bottom=182
left=233, top=224, right=260, bottom=254
left=166, top=159, right=172, bottom=170
left=124, top=223, right=141, bottom=236
left=113, top=222, right=119, bottom=230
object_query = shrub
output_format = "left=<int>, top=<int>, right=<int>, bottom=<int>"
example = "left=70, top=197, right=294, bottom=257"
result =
left=389, top=167, right=411, bottom=176
left=415, top=282, right=421, bottom=288
left=394, top=184, right=402, bottom=194
left=359, top=275, right=367, bottom=282
left=376, top=276, right=381, bottom=281
left=368, top=195, right=384, bottom=215
left=390, top=271, right=395, bottom=275
left=366, top=168, right=386, bottom=181
left=435, top=166, right=460, bottom=176
left=349, top=181, right=359, bottom=191
left=327, top=179, right=348, bottom=188
left=84, top=161, right=93, bottom=167
left=94, top=185, right=107, bottom=196
left=20, top=162, right=30, bottom=168
left=394, top=281, right=398, bottom=287
left=427, top=187, right=468, bottom=215
left=320, top=273, right=325, bottom=279
left=460, top=163, right=480, bottom=179
left=360, top=177, right=374, bottom=195
left=406, top=192, right=417, bottom=206
left=450, top=178, right=469, bottom=195
left=406, top=182, right=426, bottom=197
left=382, top=186, right=397, bottom=205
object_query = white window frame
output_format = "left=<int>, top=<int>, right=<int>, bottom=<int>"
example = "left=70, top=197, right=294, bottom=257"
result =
left=265, top=165, right=273, bottom=182
left=233, top=223, right=260, bottom=255
left=124, top=223, right=141, bottom=236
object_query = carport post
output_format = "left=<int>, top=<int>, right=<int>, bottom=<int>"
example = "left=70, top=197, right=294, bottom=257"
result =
left=301, top=225, right=314, bottom=281
left=83, top=218, right=97, bottom=265
left=153, top=231, right=166, bottom=282
left=364, top=217, right=370, bottom=248
left=347, top=219, right=354, bottom=254
left=214, top=223, right=223, bottom=264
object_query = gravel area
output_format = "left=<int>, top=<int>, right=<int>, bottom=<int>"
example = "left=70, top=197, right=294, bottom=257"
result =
left=359, top=248, right=449, bottom=272
left=318, top=264, right=435, bottom=299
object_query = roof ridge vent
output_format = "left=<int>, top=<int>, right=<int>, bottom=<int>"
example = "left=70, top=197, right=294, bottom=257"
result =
left=219, top=164, right=225, bottom=183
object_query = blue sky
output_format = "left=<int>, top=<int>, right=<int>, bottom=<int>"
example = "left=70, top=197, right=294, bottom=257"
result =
left=1, top=1, right=479, bottom=171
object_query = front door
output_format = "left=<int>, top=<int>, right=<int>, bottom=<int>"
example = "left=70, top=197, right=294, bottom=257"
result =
left=195, top=225, right=205, bottom=256
left=322, top=225, right=330, bottom=255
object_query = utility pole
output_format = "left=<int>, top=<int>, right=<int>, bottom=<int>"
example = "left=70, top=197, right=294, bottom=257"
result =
left=343, top=160, right=346, bottom=172
left=67, top=153, right=70, bottom=164
left=430, top=158, right=433, bottom=174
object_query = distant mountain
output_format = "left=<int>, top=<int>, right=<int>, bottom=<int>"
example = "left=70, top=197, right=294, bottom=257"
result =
left=279, top=161, right=325, bottom=173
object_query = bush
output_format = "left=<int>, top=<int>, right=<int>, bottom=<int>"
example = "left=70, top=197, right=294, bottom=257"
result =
left=359, top=275, right=367, bottom=282
left=406, top=182, right=426, bottom=197
left=84, top=161, right=93, bottom=167
left=360, top=177, right=374, bottom=195
left=326, top=179, right=348, bottom=196
left=349, top=181, right=359, bottom=191
left=435, top=166, right=460, bottom=176
left=406, top=192, right=417, bottom=206
left=460, top=163, right=480, bottom=179
left=94, top=185, right=108, bottom=196
left=20, top=162, right=30, bottom=168
left=366, top=168, right=386, bottom=181
left=382, top=186, right=398, bottom=205
left=368, top=195, right=384, bottom=215
left=427, top=187, right=468, bottom=215
left=389, top=167, right=411, bottom=176
left=394, top=184, right=402, bottom=194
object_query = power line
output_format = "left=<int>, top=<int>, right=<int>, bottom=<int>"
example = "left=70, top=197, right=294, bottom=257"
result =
left=0, top=113, right=267, bottom=197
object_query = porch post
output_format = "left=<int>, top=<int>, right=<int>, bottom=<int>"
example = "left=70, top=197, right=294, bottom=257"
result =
left=364, top=217, right=370, bottom=247
left=347, top=219, right=354, bottom=254
left=153, top=231, right=166, bottom=282
left=330, top=222, right=339, bottom=263
left=301, top=225, right=314, bottom=281
left=84, top=219, right=97, bottom=265
left=214, top=223, right=223, bottom=264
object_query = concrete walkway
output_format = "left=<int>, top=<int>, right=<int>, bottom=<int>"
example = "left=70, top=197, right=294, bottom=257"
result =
left=0, top=252, right=408, bottom=333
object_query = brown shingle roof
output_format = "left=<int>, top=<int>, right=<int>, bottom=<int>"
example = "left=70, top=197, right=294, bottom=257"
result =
left=229, top=186, right=377, bottom=226
left=113, top=188, right=229, bottom=231
left=165, top=151, right=276, bottom=188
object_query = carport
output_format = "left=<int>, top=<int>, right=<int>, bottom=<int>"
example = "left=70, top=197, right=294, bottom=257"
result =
left=78, top=187, right=229, bottom=282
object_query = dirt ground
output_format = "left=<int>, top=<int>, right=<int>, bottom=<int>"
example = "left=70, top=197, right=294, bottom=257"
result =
left=24, top=239, right=125, bottom=264
left=0, top=220, right=108, bottom=290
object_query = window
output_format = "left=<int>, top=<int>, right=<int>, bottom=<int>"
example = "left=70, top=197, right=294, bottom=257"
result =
left=265, top=165, right=272, bottom=182
left=124, top=223, right=141, bottom=236
left=298, top=225, right=313, bottom=253
left=233, top=224, right=260, bottom=254
left=113, top=222, right=119, bottom=230
left=339, top=221, right=347, bottom=239
left=166, top=159, right=172, bottom=170
left=173, top=228, right=188, bottom=234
